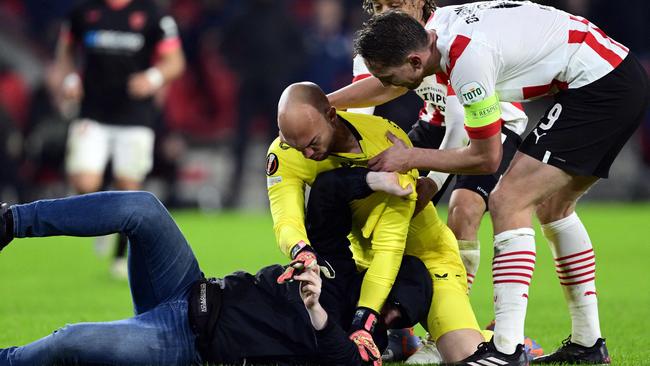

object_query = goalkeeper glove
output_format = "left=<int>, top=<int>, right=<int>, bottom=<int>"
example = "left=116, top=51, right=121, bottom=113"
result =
left=349, top=307, right=383, bottom=366
left=277, top=241, right=318, bottom=284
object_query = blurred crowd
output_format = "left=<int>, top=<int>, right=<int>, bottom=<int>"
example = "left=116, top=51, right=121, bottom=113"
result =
left=0, top=0, right=648, bottom=207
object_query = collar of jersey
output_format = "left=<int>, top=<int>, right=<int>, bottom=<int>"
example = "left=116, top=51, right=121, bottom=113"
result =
left=330, top=114, right=367, bottom=160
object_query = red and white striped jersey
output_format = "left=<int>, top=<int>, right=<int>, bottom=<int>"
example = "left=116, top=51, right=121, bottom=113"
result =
left=429, top=1, right=629, bottom=103
left=352, top=54, right=527, bottom=136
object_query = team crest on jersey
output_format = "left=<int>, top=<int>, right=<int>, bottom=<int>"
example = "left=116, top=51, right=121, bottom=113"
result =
left=459, top=82, right=486, bottom=104
left=266, top=153, right=279, bottom=176
left=129, top=11, right=147, bottom=31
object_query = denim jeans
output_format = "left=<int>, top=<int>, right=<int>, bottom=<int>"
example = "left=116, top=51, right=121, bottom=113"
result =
left=0, top=191, right=203, bottom=365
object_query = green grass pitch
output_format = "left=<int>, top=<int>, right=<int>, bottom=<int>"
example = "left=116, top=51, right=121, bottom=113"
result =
left=1, top=203, right=649, bottom=365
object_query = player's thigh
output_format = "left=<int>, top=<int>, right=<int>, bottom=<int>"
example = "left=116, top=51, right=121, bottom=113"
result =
left=65, top=119, right=110, bottom=176
left=406, top=203, right=462, bottom=263
left=111, top=125, right=155, bottom=183
left=490, top=152, right=573, bottom=215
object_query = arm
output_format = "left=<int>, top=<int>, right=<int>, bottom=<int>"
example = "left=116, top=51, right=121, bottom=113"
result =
left=407, top=134, right=502, bottom=174
left=296, top=267, right=381, bottom=366
left=328, top=76, right=408, bottom=110
left=54, top=21, right=82, bottom=101
left=128, top=16, right=186, bottom=98
left=356, top=191, right=414, bottom=312
left=369, top=132, right=502, bottom=175
left=423, top=92, right=468, bottom=192
left=368, top=44, right=503, bottom=175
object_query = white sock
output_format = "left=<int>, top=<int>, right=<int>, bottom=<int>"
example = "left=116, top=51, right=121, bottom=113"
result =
left=458, top=239, right=480, bottom=292
left=542, top=212, right=601, bottom=347
left=492, top=228, right=536, bottom=355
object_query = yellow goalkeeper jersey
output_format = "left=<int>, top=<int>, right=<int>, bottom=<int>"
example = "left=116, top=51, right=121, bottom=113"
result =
left=266, top=110, right=419, bottom=312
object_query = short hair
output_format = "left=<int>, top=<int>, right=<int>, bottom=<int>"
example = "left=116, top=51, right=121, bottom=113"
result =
left=361, top=0, right=437, bottom=22
left=354, top=10, right=429, bottom=68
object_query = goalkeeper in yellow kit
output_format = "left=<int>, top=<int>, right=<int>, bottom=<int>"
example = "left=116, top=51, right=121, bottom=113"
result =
left=267, top=82, right=487, bottom=363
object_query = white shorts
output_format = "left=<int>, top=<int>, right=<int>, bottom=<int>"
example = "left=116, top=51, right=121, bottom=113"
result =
left=65, top=119, right=155, bottom=182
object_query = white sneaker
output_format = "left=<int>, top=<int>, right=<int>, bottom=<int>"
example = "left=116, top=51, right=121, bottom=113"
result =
left=110, top=257, right=129, bottom=280
left=406, top=334, right=443, bottom=364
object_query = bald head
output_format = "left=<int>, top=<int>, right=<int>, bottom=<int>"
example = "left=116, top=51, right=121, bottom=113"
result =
left=278, top=82, right=332, bottom=137
left=277, top=82, right=337, bottom=160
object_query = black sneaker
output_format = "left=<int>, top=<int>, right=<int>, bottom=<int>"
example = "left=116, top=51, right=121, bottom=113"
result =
left=0, top=203, right=12, bottom=252
left=459, top=339, right=528, bottom=366
left=532, top=336, right=610, bottom=364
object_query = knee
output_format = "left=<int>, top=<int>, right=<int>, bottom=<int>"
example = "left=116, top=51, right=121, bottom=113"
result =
left=448, top=202, right=483, bottom=237
left=487, top=185, right=510, bottom=219
left=118, top=191, right=166, bottom=224
left=69, top=174, right=102, bottom=194
left=535, top=199, right=576, bottom=224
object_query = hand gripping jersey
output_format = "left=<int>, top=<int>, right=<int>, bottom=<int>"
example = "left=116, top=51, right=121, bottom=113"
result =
left=267, top=111, right=419, bottom=312
left=63, top=0, right=181, bottom=127
left=428, top=1, right=628, bottom=139
left=266, top=111, right=481, bottom=340
left=352, top=54, right=527, bottom=139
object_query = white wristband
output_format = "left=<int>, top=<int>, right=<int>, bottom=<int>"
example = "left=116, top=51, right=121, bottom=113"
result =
left=62, top=73, right=81, bottom=89
left=145, top=67, right=164, bottom=90
left=426, top=170, right=449, bottom=191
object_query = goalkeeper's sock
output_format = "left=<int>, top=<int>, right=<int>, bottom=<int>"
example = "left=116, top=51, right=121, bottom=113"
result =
left=542, top=212, right=601, bottom=347
left=492, top=228, right=536, bottom=355
left=458, top=239, right=480, bottom=292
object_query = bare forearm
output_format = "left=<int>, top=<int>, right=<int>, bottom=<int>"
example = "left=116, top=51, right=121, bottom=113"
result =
left=328, top=77, right=406, bottom=109
left=54, top=37, right=76, bottom=77
left=306, top=303, right=328, bottom=330
left=408, top=144, right=502, bottom=175
left=154, top=49, right=185, bottom=84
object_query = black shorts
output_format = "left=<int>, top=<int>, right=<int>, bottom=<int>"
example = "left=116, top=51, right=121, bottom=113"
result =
left=519, top=54, right=650, bottom=178
left=454, top=126, right=522, bottom=208
left=407, top=119, right=522, bottom=207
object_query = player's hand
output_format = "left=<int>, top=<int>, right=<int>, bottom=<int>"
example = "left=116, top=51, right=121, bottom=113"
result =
left=368, top=132, right=412, bottom=173
left=349, top=307, right=382, bottom=365
left=413, top=177, right=439, bottom=216
left=350, top=329, right=383, bottom=366
left=128, top=71, right=159, bottom=99
left=295, top=265, right=322, bottom=310
left=277, top=242, right=318, bottom=284
left=61, top=73, right=83, bottom=101
left=366, top=171, right=413, bottom=197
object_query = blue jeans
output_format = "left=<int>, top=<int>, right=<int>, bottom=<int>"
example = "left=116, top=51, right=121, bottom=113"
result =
left=0, top=191, right=203, bottom=365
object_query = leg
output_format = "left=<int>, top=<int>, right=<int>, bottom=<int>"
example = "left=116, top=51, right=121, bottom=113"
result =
left=536, top=178, right=603, bottom=349
left=111, top=125, right=156, bottom=277
left=68, top=173, right=103, bottom=194
left=0, top=302, right=197, bottom=366
left=9, top=191, right=202, bottom=314
left=65, top=119, right=110, bottom=194
left=447, top=188, right=486, bottom=291
left=488, top=152, right=583, bottom=355
left=405, top=204, right=484, bottom=362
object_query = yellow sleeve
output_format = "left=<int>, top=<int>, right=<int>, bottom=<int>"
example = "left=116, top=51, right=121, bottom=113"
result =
left=356, top=178, right=417, bottom=312
left=266, top=140, right=314, bottom=258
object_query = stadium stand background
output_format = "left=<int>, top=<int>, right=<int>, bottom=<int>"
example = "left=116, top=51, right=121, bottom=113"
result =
left=0, top=0, right=648, bottom=209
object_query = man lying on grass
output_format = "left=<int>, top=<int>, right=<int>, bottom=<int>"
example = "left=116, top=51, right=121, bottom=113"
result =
left=0, top=169, right=428, bottom=366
